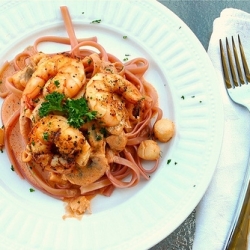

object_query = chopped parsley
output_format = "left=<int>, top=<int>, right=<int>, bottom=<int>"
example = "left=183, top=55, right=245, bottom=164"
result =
left=43, top=132, right=49, bottom=141
left=91, top=19, right=101, bottom=24
left=96, top=135, right=102, bottom=141
left=65, top=98, right=97, bottom=128
left=54, top=80, right=60, bottom=87
left=181, top=95, right=185, bottom=100
left=38, top=92, right=97, bottom=128
left=167, top=159, right=171, bottom=164
left=29, top=188, right=35, bottom=192
left=11, top=165, right=15, bottom=171
left=123, top=35, right=128, bottom=39
left=100, top=127, right=108, bottom=137
left=39, top=92, right=64, bottom=117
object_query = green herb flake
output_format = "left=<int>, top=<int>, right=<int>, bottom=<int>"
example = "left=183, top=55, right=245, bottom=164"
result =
left=123, top=35, right=128, bottom=39
left=91, top=19, right=101, bottom=24
left=167, top=159, right=171, bottom=165
left=54, top=80, right=60, bottom=87
left=39, top=92, right=64, bottom=117
left=64, top=98, right=97, bottom=128
left=96, top=135, right=102, bottom=141
left=11, top=165, right=15, bottom=171
left=43, top=132, right=49, bottom=141
left=123, top=58, right=129, bottom=62
left=181, top=96, right=185, bottom=100
left=100, top=127, right=108, bottom=137
left=29, top=188, right=35, bottom=192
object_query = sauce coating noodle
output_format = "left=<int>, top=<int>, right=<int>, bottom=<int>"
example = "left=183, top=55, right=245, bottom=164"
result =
left=0, top=6, right=174, bottom=218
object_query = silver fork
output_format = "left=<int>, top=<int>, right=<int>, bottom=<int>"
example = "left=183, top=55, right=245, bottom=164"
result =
left=220, top=35, right=250, bottom=250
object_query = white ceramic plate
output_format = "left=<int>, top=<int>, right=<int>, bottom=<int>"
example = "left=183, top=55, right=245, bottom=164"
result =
left=0, top=0, right=224, bottom=249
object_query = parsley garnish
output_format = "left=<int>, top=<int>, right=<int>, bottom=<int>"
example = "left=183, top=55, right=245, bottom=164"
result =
left=38, top=92, right=97, bottom=128
left=96, top=135, right=102, bottom=141
left=167, top=159, right=171, bottom=164
left=43, top=132, right=49, bottom=141
left=123, top=36, right=128, bottom=39
left=29, top=188, right=35, bottom=192
left=11, top=165, right=15, bottom=171
left=91, top=19, right=101, bottom=24
left=100, top=127, right=108, bottom=137
left=54, top=80, right=60, bottom=87
left=39, top=92, right=64, bottom=117
left=64, top=98, right=97, bottom=128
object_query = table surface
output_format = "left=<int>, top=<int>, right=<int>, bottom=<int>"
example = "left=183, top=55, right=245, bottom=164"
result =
left=152, top=1, right=250, bottom=249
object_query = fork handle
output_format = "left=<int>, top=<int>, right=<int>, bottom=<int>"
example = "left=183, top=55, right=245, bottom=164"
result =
left=223, top=157, right=250, bottom=249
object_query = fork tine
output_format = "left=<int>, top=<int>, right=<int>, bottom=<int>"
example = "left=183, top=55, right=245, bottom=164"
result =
left=232, top=36, right=245, bottom=84
left=226, top=37, right=239, bottom=86
left=238, top=35, right=250, bottom=82
left=219, top=39, right=232, bottom=89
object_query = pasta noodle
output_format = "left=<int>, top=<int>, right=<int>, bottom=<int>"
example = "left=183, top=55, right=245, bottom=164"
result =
left=0, top=6, right=174, bottom=218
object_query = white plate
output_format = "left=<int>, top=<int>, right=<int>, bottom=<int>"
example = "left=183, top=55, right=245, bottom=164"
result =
left=0, top=0, right=223, bottom=249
